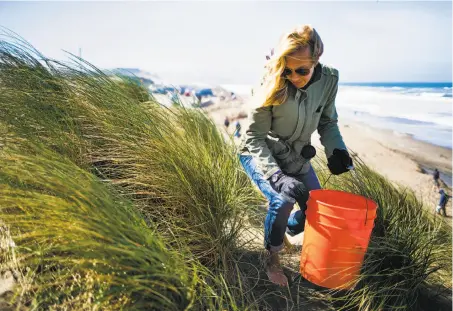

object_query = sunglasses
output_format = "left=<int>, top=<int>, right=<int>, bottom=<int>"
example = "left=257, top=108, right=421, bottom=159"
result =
left=282, top=67, right=312, bottom=77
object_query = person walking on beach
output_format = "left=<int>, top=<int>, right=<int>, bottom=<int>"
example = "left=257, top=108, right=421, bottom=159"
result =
left=238, top=24, right=352, bottom=286
left=224, top=116, right=230, bottom=129
left=433, top=168, right=440, bottom=188
left=435, top=189, right=450, bottom=217
left=234, top=120, right=242, bottom=138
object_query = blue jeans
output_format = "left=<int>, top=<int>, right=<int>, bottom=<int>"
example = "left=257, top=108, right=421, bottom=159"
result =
left=239, top=155, right=321, bottom=251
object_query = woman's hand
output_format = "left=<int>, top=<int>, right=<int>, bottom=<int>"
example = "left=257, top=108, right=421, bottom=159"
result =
left=327, top=149, right=353, bottom=175
left=269, top=170, right=308, bottom=203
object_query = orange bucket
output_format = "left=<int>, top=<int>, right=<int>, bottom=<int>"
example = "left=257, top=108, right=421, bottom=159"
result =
left=300, top=189, right=378, bottom=289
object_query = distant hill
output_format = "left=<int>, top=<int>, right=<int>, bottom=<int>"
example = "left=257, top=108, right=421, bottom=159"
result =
left=109, top=68, right=162, bottom=87
left=107, top=68, right=240, bottom=98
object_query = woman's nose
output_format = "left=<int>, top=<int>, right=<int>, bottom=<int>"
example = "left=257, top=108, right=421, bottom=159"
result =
left=290, top=73, right=302, bottom=82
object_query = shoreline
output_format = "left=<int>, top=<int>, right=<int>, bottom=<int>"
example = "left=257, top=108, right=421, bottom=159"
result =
left=340, top=117, right=452, bottom=188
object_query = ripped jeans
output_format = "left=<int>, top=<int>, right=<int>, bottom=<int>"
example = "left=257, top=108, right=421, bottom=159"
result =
left=239, top=155, right=321, bottom=252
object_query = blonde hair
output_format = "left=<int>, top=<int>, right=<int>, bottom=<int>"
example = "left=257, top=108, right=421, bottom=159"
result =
left=260, top=25, right=324, bottom=107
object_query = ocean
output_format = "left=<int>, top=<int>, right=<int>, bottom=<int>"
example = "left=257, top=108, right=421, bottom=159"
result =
left=336, top=82, right=452, bottom=149
left=223, top=82, right=452, bottom=149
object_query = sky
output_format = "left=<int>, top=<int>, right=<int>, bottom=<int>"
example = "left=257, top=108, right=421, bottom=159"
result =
left=0, top=1, right=451, bottom=85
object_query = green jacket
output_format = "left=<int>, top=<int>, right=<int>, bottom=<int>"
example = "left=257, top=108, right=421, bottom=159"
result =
left=239, top=63, right=347, bottom=179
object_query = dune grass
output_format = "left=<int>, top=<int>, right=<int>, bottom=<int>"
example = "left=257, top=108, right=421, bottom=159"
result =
left=0, top=30, right=451, bottom=310
left=0, top=30, right=264, bottom=310
left=312, top=155, right=452, bottom=310
left=0, top=141, right=197, bottom=310
left=0, top=30, right=262, bottom=266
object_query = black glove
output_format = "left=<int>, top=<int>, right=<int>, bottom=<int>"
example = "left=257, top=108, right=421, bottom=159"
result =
left=327, top=149, right=353, bottom=175
left=269, top=170, right=308, bottom=203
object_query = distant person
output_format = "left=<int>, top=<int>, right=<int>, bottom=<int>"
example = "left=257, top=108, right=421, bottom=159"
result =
left=435, top=189, right=450, bottom=217
left=433, top=168, right=440, bottom=188
left=231, top=92, right=237, bottom=100
left=224, top=116, right=230, bottom=129
left=234, top=120, right=241, bottom=138
left=238, top=24, right=352, bottom=286
left=168, top=91, right=178, bottom=104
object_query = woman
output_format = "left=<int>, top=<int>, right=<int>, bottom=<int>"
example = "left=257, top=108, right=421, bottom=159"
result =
left=239, top=25, right=353, bottom=286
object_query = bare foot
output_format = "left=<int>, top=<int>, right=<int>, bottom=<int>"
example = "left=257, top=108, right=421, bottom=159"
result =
left=265, top=251, right=288, bottom=286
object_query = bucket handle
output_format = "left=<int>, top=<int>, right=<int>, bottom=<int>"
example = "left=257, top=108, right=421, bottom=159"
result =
left=348, top=166, right=370, bottom=226
left=322, top=165, right=370, bottom=226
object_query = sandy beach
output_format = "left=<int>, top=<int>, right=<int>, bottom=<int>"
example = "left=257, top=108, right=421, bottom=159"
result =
left=205, top=96, right=452, bottom=218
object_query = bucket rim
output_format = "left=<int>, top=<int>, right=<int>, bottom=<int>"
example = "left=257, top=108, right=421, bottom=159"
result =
left=308, top=189, right=378, bottom=211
